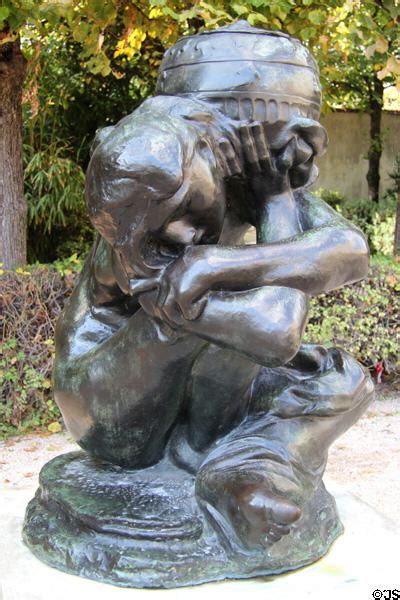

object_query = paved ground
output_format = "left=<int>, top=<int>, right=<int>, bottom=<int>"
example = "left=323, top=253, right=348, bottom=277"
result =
left=1, top=392, right=399, bottom=521
left=1, top=393, right=399, bottom=599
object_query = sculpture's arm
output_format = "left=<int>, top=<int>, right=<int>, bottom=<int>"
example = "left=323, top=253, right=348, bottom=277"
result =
left=152, top=190, right=368, bottom=324
left=208, top=197, right=367, bottom=294
left=57, top=236, right=306, bottom=386
left=139, top=283, right=308, bottom=367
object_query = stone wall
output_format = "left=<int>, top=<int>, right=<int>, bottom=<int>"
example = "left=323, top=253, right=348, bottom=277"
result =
left=313, top=111, right=400, bottom=199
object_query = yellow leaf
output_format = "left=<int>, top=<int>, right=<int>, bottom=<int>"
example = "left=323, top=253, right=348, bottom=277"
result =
left=377, top=66, right=389, bottom=80
left=149, top=7, right=163, bottom=19
left=366, top=37, right=389, bottom=58
left=48, top=422, right=62, bottom=433
left=375, top=37, right=389, bottom=54
left=386, top=275, right=398, bottom=286
left=387, top=56, right=400, bottom=76
left=319, top=35, right=329, bottom=55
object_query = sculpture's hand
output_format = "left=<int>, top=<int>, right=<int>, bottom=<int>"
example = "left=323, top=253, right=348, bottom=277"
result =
left=155, top=246, right=212, bottom=326
left=239, top=121, right=290, bottom=197
left=239, top=118, right=325, bottom=198
left=129, top=246, right=211, bottom=327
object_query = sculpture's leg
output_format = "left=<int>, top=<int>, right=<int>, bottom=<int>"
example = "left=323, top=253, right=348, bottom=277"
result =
left=187, top=345, right=260, bottom=451
left=168, top=344, right=259, bottom=473
left=195, top=345, right=374, bottom=550
left=54, top=268, right=207, bottom=468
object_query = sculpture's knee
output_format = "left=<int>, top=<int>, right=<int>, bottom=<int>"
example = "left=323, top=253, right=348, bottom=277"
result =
left=273, top=319, right=304, bottom=366
left=273, top=289, right=309, bottom=366
left=55, top=390, right=95, bottom=443
left=329, top=348, right=374, bottom=414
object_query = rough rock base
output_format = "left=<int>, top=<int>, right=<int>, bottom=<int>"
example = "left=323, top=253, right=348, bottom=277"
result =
left=23, top=451, right=343, bottom=588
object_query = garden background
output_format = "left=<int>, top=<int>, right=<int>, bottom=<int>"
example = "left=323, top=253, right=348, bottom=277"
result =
left=1, top=0, right=399, bottom=438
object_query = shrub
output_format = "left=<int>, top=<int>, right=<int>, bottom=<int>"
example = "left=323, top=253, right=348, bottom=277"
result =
left=1, top=256, right=398, bottom=439
left=24, top=141, right=95, bottom=263
left=0, top=257, right=82, bottom=438
left=315, top=189, right=396, bottom=256
left=305, top=262, right=399, bottom=376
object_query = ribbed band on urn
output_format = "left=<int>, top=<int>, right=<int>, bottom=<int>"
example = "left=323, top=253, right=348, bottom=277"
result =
left=156, top=21, right=322, bottom=123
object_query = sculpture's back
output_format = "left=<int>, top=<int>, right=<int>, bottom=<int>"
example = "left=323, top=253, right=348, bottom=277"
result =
left=23, top=21, right=374, bottom=588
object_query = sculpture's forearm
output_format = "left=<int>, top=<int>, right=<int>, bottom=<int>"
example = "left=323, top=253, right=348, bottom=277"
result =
left=185, top=286, right=308, bottom=367
left=203, top=224, right=369, bottom=296
left=139, top=285, right=308, bottom=368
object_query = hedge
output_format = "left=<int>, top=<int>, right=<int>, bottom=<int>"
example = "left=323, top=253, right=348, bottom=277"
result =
left=1, top=255, right=399, bottom=438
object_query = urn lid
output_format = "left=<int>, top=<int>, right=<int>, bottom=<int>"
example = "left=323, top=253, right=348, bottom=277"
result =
left=156, top=21, right=322, bottom=122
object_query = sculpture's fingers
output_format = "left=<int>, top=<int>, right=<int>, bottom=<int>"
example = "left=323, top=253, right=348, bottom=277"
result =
left=219, top=138, right=241, bottom=176
left=262, top=521, right=291, bottom=545
left=156, top=320, right=180, bottom=341
left=154, top=277, right=173, bottom=325
left=215, top=145, right=230, bottom=177
left=155, top=272, right=171, bottom=308
left=249, top=122, right=272, bottom=171
left=239, top=124, right=260, bottom=173
left=129, top=276, right=160, bottom=296
left=269, top=523, right=291, bottom=536
left=276, top=137, right=297, bottom=172
left=182, top=295, right=208, bottom=321
left=264, top=530, right=282, bottom=543
left=161, top=290, right=184, bottom=327
left=294, top=137, right=314, bottom=165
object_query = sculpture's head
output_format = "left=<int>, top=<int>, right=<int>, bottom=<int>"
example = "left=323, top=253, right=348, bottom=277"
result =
left=156, top=20, right=327, bottom=187
left=86, top=104, right=227, bottom=287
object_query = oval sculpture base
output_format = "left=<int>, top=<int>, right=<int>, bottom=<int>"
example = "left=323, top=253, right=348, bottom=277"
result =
left=23, top=451, right=343, bottom=589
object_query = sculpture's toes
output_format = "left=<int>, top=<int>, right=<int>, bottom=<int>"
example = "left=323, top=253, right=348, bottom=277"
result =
left=237, top=484, right=302, bottom=547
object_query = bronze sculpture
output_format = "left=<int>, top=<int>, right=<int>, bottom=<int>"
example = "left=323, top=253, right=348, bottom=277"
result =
left=23, top=21, right=374, bottom=588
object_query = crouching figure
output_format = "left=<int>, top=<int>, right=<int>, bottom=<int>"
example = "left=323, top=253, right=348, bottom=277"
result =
left=24, top=22, right=374, bottom=588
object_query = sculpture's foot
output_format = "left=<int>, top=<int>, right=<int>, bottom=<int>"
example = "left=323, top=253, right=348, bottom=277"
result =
left=196, top=453, right=308, bottom=551
left=23, top=451, right=343, bottom=589
left=230, top=484, right=302, bottom=547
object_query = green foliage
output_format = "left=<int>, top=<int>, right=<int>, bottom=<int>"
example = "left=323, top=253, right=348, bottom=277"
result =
left=389, top=154, right=400, bottom=192
left=0, top=258, right=82, bottom=438
left=24, top=140, right=94, bottom=262
left=315, top=1, right=400, bottom=111
left=0, top=338, right=56, bottom=436
left=25, top=142, right=85, bottom=233
left=316, top=189, right=396, bottom=256
left=306, top=264, right=399, bottom=374
left=22, top=32, right=150, bottom=166
left=369, top=212, right=396, bottom=256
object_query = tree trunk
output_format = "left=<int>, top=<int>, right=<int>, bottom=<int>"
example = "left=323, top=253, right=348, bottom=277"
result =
left=394, top=191, right=400, bottom=257
left=366, top=73, right=384, bottom=203
left=0, top=36, right=27, bottom=268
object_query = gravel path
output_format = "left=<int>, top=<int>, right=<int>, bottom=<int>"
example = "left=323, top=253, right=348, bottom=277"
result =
left=1, top=394, right=399, bottom=521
